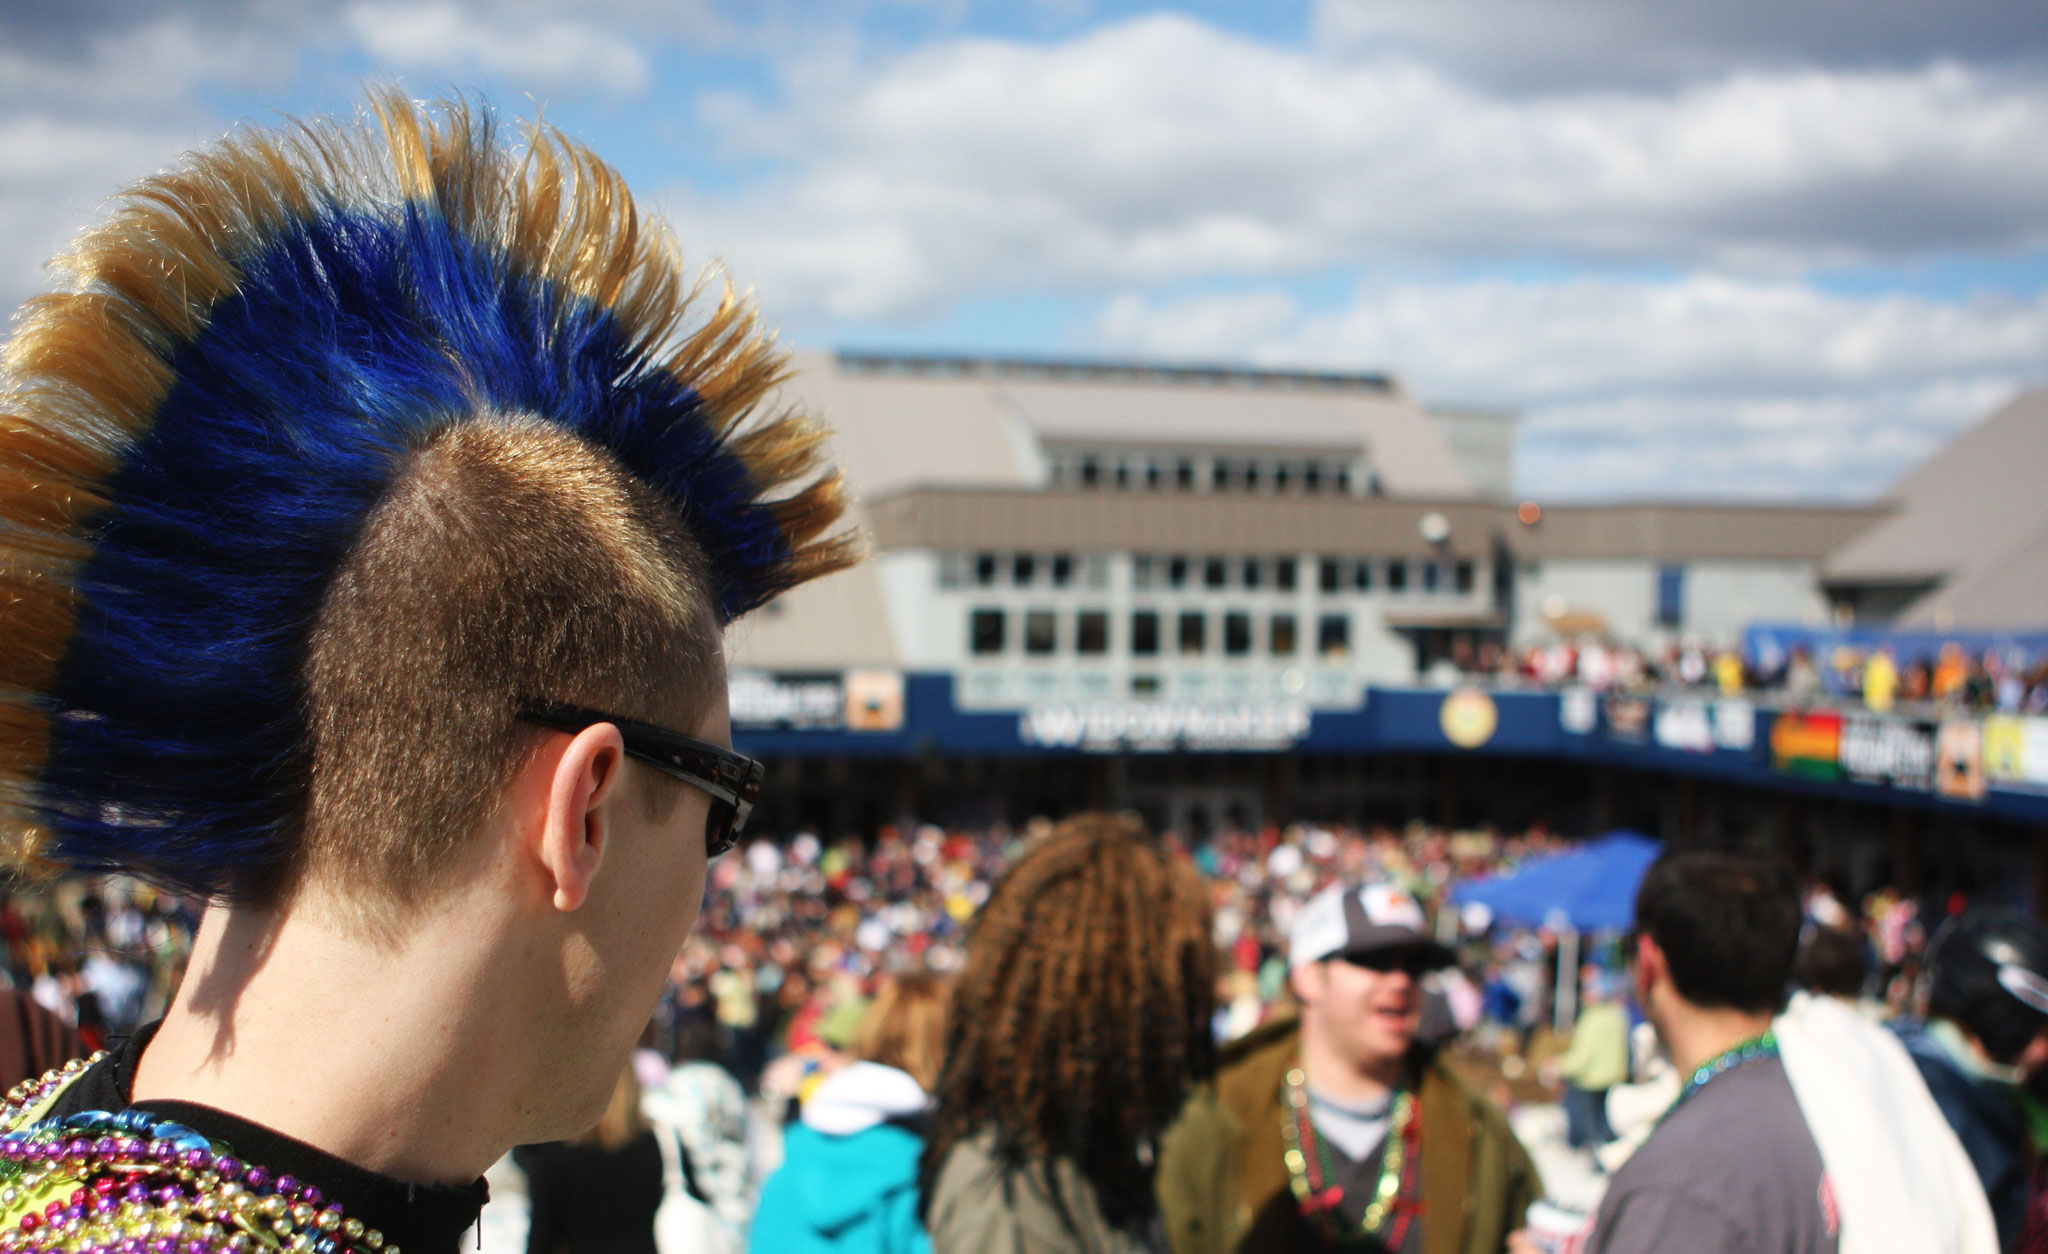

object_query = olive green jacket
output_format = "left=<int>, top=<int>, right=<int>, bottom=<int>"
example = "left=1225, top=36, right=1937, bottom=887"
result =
left=1155, top=1017, right=1540, bottom=1254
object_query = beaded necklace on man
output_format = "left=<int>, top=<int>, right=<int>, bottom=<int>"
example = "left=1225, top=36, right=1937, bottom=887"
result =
left=1659, top=1029, right=1779, bottom=1127
left=1280, top=1066, right=1421, bottom=1248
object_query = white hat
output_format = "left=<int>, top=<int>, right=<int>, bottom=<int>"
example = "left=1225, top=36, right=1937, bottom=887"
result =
left=1289, top=882, right=1455, bottom=970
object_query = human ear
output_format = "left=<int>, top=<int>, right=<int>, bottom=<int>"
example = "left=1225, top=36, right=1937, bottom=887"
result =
left=1289, top=962, right=1323, bottom=1007
left=1632, top=934, right=1663, bottom=1007
left=536, top=722, right=627, bottom=912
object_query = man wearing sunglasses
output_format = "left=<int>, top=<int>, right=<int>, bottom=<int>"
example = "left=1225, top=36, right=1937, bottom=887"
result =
left=1160, top=881, right=1540, bottom=1254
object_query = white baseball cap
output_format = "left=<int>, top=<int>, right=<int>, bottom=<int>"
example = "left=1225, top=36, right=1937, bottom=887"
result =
left=1290, top=881, right=1455, bottom=970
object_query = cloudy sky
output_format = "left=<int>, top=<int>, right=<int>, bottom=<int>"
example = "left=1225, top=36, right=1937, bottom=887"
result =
left=4, top=0, right=2046, bottom=500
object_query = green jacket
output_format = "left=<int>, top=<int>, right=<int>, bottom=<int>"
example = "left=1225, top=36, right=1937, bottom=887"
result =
left=1156, top=1017, right=1540, bottom=1254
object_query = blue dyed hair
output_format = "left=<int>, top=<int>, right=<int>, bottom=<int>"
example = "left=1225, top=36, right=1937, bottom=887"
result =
left=0, top=91, right=857, bottom=898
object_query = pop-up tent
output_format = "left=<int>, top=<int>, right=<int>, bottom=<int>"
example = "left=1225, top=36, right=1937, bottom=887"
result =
left=1451, top=830, right=1661, bottom=933
left=1450, top=830, right=1661, bottom=1028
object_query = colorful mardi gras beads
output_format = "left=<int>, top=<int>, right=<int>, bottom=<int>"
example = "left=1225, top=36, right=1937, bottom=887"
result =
left=0, top=1058, right=396, bottom=1254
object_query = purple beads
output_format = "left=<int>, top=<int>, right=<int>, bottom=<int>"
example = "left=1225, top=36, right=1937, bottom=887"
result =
left=243, top=1168, right=270, bottom=1193
left=214, top=1157, right=242, bottom=1182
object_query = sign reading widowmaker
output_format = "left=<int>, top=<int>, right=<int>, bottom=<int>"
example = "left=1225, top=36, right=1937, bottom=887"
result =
left=1020, top=700, right=1313, bottom=753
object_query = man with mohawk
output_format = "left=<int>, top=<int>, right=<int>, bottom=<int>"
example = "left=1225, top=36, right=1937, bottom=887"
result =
left=0, top=91, right=856, bottom=1254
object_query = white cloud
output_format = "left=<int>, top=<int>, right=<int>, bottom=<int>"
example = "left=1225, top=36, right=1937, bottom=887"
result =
left=1089, top=274, right=2048, bottom=499
left=343, top=3, right=653, bottom=96
left=673, top=16, right=2048, bottom=321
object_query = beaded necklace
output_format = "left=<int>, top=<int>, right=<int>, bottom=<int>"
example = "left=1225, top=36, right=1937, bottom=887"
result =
left=0, top=1055, right=399, bottom=1254
left=1279, top=1067, right=1421, bottom=1249
left=1660, top=1029, right=1779, bottom=1126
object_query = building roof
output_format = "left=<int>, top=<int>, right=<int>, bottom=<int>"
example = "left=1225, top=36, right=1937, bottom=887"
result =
left=1823, top=388, right=2048, bottom=628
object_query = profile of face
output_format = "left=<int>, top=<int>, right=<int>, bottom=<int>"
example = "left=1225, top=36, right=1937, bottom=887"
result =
left=1294, top=950, right=1426, bottom=1070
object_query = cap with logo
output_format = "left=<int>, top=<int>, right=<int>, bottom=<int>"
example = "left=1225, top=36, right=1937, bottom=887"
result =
left=1289, top=881, right=1456, bottom=970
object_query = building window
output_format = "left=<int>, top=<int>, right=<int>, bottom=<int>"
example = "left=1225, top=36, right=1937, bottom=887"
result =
left=1274, top=463, right=1292, bottom=492
left=1080, top=457, right=1100, bottom=488
left=1051, top=553, right=1074, bottom=588
left=1353, top=559, right=1374, bottom=591
left=1335, top=467, right=1353, bottom=494
left=1244, top=462, right=1262, bottom=492
left=1224, top=611, right=1252, bottom=656
left=1386, top=559, right=1408, bottom=592
left=1319, top=558, right=1342, bottom=594
left=1212, top=461, right=1230, bottom=491
left=1131, top=673, right=1161, bottom=696
left=1275, top=557, right=1298, bottom=592
left=1304, top=464, right=1323, bottom=493
left=1013, top=553, right=1036, bottom=586
left=969, top=609, right=1005, bottom=655
left=974, top=553, right=998, bottom=586
left=1317, top=614, right=1351, bottom=659
left=1657, top=564, right=1686, bottom=628
left=1271, top=613, right=1298, bottom=656
left=1178, top=611, right=1207, bottom=655
left=1145, top=462, right=1163, bottom=490
left=1132, top=554, right=1155, bottom=590
left=1422, top=561, right=1442, bottom=593
left=1024, top=610, right=1057, bottom=655
left=1204, top=556, right=1228, bottom=589
left=1176, top=458, right=1195, bottom=490
left=1168, top=556, right=1191, bottom=589
left=1242, top=558, right=1263, bottom=590
left=1076, top=610, right=1110, bottom=654
left=1455, top=560, right=1476, bottom=594
left=1082, top=555, right=1109, bottom=589
left=1131, top=610, right=1160, bottom=656
left=1114, top=462, right=1131, bottom=489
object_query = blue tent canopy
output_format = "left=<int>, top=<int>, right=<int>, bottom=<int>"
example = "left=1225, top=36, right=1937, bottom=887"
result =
left=1450, top=831, right=1661, bottom=933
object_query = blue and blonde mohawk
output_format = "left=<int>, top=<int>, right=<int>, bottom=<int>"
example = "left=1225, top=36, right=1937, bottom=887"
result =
left=0, top=90, right=858, bottom=896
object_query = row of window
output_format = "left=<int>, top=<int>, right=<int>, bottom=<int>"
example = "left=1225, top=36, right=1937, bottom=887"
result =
left=1046, top=450, right=1373, bottom=497
left=968, top=607, right=1353, bottom=659
left=941, top=552, right=1480, bottom=595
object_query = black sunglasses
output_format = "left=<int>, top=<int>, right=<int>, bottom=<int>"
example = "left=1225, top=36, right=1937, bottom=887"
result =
left=1334, top=948, right=1445, bottom=978
left=520, top=702, right=762, bottom=859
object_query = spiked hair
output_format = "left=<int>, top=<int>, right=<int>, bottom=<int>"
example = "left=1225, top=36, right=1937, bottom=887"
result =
left=0, top=90, right=857, bottom=899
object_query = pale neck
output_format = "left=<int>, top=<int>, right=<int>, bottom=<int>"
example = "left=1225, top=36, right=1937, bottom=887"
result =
left=133, top=897, right=525, bottom=1187
left=1298, top=1018, right=1407, bottom=1105
left=1660, top=1004, right=1776, bottom=1079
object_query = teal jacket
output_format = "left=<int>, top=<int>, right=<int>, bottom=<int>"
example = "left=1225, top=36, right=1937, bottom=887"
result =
left=751, top=1123, right=933, bottom=1254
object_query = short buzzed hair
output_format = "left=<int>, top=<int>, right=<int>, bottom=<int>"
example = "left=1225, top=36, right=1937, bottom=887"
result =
left=302, top=416, right=722, bottom=906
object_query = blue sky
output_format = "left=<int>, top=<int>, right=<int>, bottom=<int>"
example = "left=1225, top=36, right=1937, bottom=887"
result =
left=4, top=0, right=2047, bottom=500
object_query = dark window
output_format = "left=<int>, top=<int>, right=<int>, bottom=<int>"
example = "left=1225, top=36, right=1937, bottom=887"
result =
left=1168, top=556, right=1191, bottom=589
left=1225, top=611, right=1252, bottom=656
left=1131, top=610, right=1161, bottom=656
left=1422, top=561, right=1442, bottom=593
left=1319, top=558, right=1342, bottom=593
left=1212, top=460, right=1230, bottom=490
left=1455, top=560, right=1476, bottom=594
left=1178, top=612, right=1207, bottom=655
left=1132, top=554, right=1155, bottom=589
left=1271, top=613, right=1298, bottom=656
left=1051, top=554, right=1074, bottom=587
left=1114, top=462, right=1131, bottom=488
left=974, top=553, right=998, bottom=586
left=1317, top=614, right=1350, bottom=658
left=1176, top=459, right=1195, bottom=490
left=1204, top=557, right=1228, bottom=589
left=1076, top=610, right=1110, bottom=654
left=1242, top=558, right=1263, bottom=589
left=1354, top=559, right=1374, bottom=591
left=1386, top=559, right=1408, bottom=592
left=1274, top=463, right=1292, bottom=492
left=1024, top=610, right=1057, bottom=655
left=1244, top=463, right=1262, bottom=492
left=1131, top=673, right=1161, bottom=696
left=969, top=609, right=1005, bottom=655
left=1304, top=464, right=1323, bottom=493
left=1275, top=558, right=1297, bottom=592
left=1013, top=553, right=1036, bottom=586
left=1657, top=564, right=1686, bottom=628
left=1080, top=457, right=1100, bottom=488
left=1335, top=467, right=1352, bottom=494
left=1145, top=462, right=1163, bottom=489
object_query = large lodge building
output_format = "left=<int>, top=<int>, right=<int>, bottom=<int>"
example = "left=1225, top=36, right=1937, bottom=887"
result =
left=726, top=352, right=2048, bottom=908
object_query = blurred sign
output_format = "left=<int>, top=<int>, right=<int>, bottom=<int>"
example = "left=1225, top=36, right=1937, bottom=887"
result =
left=1838, top=715, right=1935, bottom=790
left=1653, top=700, right=1713, bottom=753
left=730, top=669, right=905, bottom=732
left=1936, top=720, right=1986, bottom=801
left=1605, top=697, right=1650, bottom=742
left=1440, top=687, right=1499, bottom=749
left=1019, top=700, right=1310, bottom=753
left=1559, top=687, right=1597, bottom=735
left=1713, top=699, right=1756, bottom=752
left=1984, top=715, right=2048, bottom=790
left=1771, top=709, right=1844, bottom=779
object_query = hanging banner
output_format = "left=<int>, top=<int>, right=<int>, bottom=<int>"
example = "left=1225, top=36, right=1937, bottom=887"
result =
left=1838, top=715, right=1936, bottom=791
left=1771, top=709, right=1844, bottom=780
left=1935, top=721, right=1986, bottom=801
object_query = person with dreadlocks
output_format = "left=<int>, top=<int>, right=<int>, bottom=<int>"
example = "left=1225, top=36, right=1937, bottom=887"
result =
left=0, top=90, right=856, bottom=1254
left=920, top=814, right=1216, bottom=1254
left=1156, top=879, right=1538, bottom=1254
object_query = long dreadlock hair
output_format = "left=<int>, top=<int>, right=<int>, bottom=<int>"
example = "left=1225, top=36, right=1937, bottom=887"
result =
left=921, top=813, right=1216, bottom=1231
